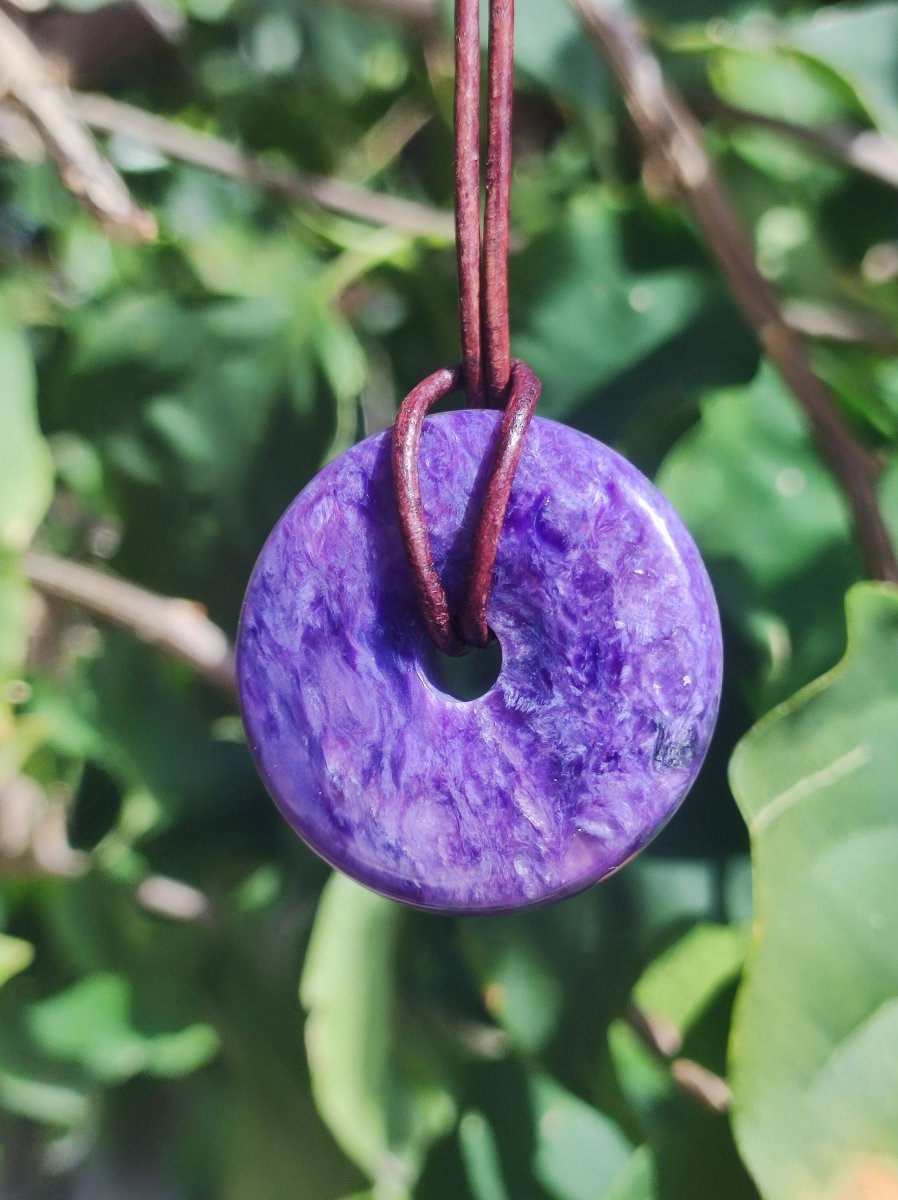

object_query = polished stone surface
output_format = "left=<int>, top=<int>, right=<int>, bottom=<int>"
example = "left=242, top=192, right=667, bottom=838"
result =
left=237, top=411, right=722, bottom=913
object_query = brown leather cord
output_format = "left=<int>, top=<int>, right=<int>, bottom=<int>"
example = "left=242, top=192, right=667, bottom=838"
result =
left=392, top=364, right=467, bottom=656
left=482, top=0, right=513, bottom=404
left=391, top=361, right=541, bottom=656
left=460, top=358, right=540, bottom=644
left=392, top=0, right=539, bottom=656
left=454, top=0, right=483, bottom=407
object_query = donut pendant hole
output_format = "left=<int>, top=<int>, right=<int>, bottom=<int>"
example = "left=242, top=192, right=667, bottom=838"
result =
left=422, top=631, right=503, bottom=702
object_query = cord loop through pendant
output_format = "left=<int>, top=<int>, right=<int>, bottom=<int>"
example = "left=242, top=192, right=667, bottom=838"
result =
left=393, top=0, right=539, bottom=655
left=392, top=358, right=541, bottom=656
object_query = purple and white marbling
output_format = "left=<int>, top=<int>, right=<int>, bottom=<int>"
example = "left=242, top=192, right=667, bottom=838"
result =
left=237, top=411, right=722, bottom=914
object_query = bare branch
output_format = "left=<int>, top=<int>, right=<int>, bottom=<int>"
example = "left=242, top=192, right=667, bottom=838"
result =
left=23, top=551, right=237, bottom=699
left=625, top=1004, right=732, bottom=1114
left=136, top=874, right=213, bottom=922
left=782, top=300, right=898, bottom=353
left=705, top=98, right=898, bottom=192
left=1, top=773, right=88, bottom=879
left=670, top=1058, right=733, bottom=1115
left=72, top=91, right=455, bottom=241
left=0, top=9, right=155, bottom=240
left=573, top=0, right=898, bottom=585
left=338, top=96, right=431, bottom=184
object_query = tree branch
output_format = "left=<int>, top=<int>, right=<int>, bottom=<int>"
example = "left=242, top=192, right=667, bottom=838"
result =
left=23, top=551, right=237, bottom=699
left=782, top=300, right=898, bottom=354
left=0, top=9, right=155, bottom=241
left=72, top=91, right=455, bottom=241
left=572, top=0, right=898, bottom=585
left=625, top=1004, right=732, bottom=1114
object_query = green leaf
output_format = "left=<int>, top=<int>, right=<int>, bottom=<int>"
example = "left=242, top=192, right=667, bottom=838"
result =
left=605, top=1147, right=658, bottom=1200
left=48, top=290, right=330, bottom=614
left=511, top=0, right=612, bottom=114
left=659, top=362, right=852, bottom=592
left=460, top=920, right=562, bottom=1054
left=610, top=924, right=746, bottom=1129
left=300, top=875, right=456, bottom=1199
left=0, top=549, right=29, bottom=683
left=608, top=1017, right=672, bottom=1122
left=788, top=3, right=898, bottom=141
left=530, top=1074, right=634, bottom=1200
left=0, top=1073, right=89, bottom=1128
left=709, top=46, right=856, bottom=127
left=626, top=856, right=738, bottom=937
left=511, top=195, right=709, bottom=425
left=0, top=711, right=52, bottom=791
left=707, top=45, right=860, bottom=182
left=0, top=935, right=34, bottom=988
left=312, top=310, right=366, bottom=461
left=729, top=583, right=898, bottom=1199
left=460, top=1079, right=637, bottom=1200
left=0, top=320, right=53, bottom=550
left=28, top=974, right=145, bottom=1089
left=458, top=1110, right=509, bottom=1200
left=657, top=363, right=859, bottom=702
left=27, top=973, right=220, bottom=1083
left=633, top=923, right=747, bottom=1036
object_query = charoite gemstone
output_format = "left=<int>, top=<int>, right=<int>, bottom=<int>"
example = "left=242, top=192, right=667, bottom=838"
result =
left=237, top=411, right=722, bottom=914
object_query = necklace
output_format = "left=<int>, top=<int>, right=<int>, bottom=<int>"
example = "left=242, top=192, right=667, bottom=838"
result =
left=236, top=0, right=722, bottom=914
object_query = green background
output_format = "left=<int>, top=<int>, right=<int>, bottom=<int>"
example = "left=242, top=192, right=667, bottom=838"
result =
left=1, top=0, right=897, bottom=1196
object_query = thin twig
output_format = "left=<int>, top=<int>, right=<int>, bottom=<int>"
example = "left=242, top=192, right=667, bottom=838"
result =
left=704, top=98, right=898, bottom=192
left=573, top=0, right=898, bottom=585
left=0, top=10, right=155, bottom=240
left=782, top=300, right=898, bottom=354
left=136, top=874, right=213, bottom=922
left=625, top=1004, right=732, bottom=1114
left=337, top=96, right=431, bottom=184
left=72, top=91, right=455, bottom=241
left=23, top=551, right=237, bottom=698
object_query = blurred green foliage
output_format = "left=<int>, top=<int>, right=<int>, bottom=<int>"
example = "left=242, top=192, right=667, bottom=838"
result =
left=1, top=0, right=897, bottom=1197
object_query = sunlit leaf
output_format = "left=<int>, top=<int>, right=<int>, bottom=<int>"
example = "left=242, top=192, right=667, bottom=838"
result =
left=605, top=1147, right=658, bottom=1200
left=0, top=1073, right=89, bottom=1128
left=458, top=1109, right=509, bottom=1200
left=730, top=583, right=898, bottom=1199
left=633, top=923, right=747, bottom=1035
left=530, top=1074, right=634, bottom=1200
left=27, top=973, right=220, bottom=1083
left=788, top=4, right=898, bottom=141
left=0, top=550, right=29, bottom=683
left=658, top=362, right=861, bottom=702
left=0, top=320, right=53, bottom=550
left=511, top=194, right=710, bottom=424
left=300, top=875, right=456, bottom=1199
left=0, top=935, right=34, bottom=988
left=460, top=921, right=562, bottom=1055
left=459, top=1078, right=637, bottom=1200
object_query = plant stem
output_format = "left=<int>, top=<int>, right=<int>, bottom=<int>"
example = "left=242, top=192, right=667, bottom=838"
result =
left=72, top=92, right=455, bottom=241
left=24, top=551, right=237, bottom=699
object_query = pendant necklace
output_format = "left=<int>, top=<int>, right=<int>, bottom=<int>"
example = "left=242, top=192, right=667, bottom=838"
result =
left=236, top=0, right=723, bottom=914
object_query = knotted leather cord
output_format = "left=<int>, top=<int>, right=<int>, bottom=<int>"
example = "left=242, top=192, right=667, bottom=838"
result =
left=392, top=0, right=540, bottom=656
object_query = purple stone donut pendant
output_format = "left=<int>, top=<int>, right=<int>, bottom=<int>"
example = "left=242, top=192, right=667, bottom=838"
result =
left=237, top=410, right=722, bottom=914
